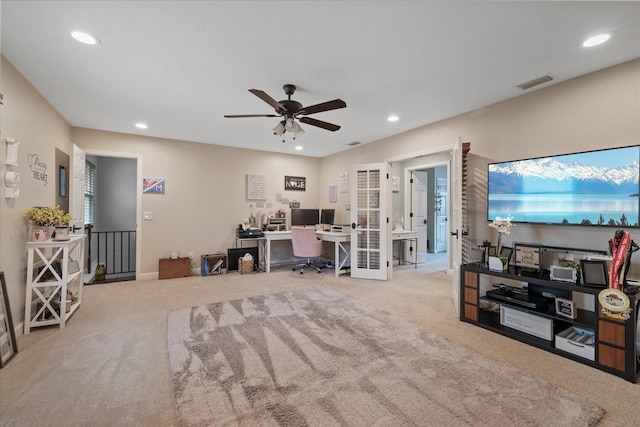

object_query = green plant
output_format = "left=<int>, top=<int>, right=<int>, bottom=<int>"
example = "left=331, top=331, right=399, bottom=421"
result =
left=24, top=206, right=72, bottom=226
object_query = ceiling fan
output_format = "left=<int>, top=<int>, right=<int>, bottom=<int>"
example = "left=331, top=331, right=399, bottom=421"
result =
left=224, top=84, right=346, bottom=142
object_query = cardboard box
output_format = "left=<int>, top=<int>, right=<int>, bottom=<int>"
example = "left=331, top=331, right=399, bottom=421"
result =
left=500, top=306, right=553, bottom=341
left=555, top=326, right=595, bottom=361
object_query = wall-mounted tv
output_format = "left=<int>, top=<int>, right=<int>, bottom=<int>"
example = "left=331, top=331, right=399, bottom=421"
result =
left=488, top=145, right=639, bottom=227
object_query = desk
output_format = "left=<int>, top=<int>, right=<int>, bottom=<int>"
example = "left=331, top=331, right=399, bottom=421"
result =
left=262, top=230, right=351, bottom=277
left=392, top=230, right=418, bottom=268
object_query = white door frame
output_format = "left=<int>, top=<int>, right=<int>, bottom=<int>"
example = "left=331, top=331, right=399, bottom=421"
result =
left=385, top=143, right=462, bottom=313
left=82, top=149, right=143, bottom=281
left=403, top=161, right=450, bottom=264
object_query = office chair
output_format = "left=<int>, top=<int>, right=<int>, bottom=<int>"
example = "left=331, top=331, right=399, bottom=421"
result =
left=291, top=227, right=323, bottom=274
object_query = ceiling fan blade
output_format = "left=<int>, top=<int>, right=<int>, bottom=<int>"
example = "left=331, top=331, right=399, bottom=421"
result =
left=249, top=89, right=286, bottom=114
left=297, top=99, right=346, bottom=115
left=224, top=114, right=280, bottom=118
left=299, top=116, right=341, bottom=132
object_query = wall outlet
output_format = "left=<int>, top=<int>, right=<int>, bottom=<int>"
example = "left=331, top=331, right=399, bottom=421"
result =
left=188, top=252, right=194, bottom=259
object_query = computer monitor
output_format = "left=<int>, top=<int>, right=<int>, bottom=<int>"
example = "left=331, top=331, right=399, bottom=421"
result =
left=320, top=209, right=335, bottom=225
left=291, top=208, right=319, bottom=227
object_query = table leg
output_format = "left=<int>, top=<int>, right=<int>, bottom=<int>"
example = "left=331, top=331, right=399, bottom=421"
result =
left=265, top=239, right=271, bottom=273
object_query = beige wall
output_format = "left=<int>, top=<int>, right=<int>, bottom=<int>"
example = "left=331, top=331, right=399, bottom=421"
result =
left=0, top=56, right=73, bottom=330
left=72, top=128, right=321, bottom=278
left=2, top=54, right=639, bottom=335
left=321, top=59, right=640, bottom=274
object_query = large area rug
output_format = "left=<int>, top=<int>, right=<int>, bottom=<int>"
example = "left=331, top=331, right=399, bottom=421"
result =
left=167, top=288, right=604, bottom=426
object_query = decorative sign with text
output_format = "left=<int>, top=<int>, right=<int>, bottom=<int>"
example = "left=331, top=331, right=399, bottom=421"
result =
left=514, top=244, right=541, bottom=269
left=28, top=153, right=48, bottom=186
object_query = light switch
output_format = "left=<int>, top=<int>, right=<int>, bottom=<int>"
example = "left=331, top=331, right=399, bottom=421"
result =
left=143, top=211, right=153, bottom=220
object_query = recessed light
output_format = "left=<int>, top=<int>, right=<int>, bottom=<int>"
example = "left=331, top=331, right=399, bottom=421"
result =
left=135, top=123, right=148, bottom=129
left=387, top=115, right=399, bottom=122
left=295, top=145, right=303, bottom=151
left=582, top=33, right=611, bottom=47
left=71, top=31, right=99, bottom=45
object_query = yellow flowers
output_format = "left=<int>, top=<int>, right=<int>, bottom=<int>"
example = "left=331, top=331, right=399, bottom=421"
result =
left=24, top=206, right=72, bottom=226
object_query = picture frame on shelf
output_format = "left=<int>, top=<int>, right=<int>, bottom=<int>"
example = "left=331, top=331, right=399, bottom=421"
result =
left=555, top=297, right=577, bottom=319
left=580, top=259, right=609, bottom=288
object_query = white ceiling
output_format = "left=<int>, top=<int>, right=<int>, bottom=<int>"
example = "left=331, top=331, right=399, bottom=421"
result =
left=2, top=1, right=639, bottom=158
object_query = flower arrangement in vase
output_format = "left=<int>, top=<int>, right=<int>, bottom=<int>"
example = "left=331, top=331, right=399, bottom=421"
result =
left=488, top=215, right=514, bottom=253
left=24, top=206, right=72, bottom=242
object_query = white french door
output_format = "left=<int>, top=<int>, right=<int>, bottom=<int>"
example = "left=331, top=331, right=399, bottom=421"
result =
left=450, top=138, right=464, bottom=315
left=350, top=162, right=390, bottom=280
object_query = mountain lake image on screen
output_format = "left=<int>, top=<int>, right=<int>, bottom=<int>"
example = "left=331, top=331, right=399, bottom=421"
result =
left=487, top=145, right=640, bottom=227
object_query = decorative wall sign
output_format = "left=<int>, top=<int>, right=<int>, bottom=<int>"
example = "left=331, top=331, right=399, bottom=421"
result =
left=247, top=174, right=267, bottom=200
left=339, top=172, right=349, bottom=193
left=28, top=153, right=48, bottom=186
left=143, top=177, right=165, bottom=193
left=285, top=175, right=306, bottom=191
left=391, top=176, right=400, bottom=192
left=329, top=185, right=337, bottom=203
left=5, top=138, right=19, bottom=166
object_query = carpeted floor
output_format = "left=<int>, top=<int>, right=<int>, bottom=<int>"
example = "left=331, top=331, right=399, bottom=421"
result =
left=168, top=287, right=604, bottom=426
left=1, top=256, right=638, bottom=426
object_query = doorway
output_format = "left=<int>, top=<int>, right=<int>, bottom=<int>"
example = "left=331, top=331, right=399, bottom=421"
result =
left=390, top=150, right=452, bottom=270
left=82, top=150, right=142, bottom=283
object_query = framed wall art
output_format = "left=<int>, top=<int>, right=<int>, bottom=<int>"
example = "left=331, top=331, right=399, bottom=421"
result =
left=285, top=175, right=306, bottom=191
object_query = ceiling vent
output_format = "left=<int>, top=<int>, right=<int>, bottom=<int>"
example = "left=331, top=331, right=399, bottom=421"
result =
left=517, top=74, right=554, bottom=90
left=347, top=141, right=362, bottom=146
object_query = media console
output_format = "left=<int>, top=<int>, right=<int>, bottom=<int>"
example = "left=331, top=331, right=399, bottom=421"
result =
left=460, top=263, right=639, bottom=382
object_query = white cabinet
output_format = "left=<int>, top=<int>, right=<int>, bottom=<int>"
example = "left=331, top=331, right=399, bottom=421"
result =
left=24, top=235, right=85, bottom=333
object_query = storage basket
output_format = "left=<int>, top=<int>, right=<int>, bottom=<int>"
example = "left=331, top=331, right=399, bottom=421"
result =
left=238, top=258, right=254, bottom=274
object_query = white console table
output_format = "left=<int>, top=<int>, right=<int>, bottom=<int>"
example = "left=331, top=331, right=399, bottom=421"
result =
left=392, top=230, right=418, bottom=268
left=24, top=235, right=85, bottom=333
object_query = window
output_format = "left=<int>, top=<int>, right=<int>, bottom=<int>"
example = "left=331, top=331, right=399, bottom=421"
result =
left=84, top=160, right=95, bottom=224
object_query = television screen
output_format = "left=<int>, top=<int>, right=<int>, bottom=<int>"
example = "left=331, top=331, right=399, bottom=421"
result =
left=291, top=208, right=319, bottom=226
left=320, top=209, right=335, bottom=225
left=488, top=145, right=639, bottom=227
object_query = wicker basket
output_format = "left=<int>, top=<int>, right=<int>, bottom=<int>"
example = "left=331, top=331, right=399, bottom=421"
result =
left=238, top=258, right=254, bottom=274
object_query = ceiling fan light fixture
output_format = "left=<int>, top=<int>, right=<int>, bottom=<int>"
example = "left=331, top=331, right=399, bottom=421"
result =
left=273, top=121, right=285, bottom=136
left=291, top=120, right=305, bottom=138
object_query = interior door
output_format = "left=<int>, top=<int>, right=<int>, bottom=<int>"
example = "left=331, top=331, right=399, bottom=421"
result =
left=70, top=144, right=86, bottom=281
left=450, top=138, right=464, bottom=315
left=411, top=171, right=428, bottom=263
left=350, top=162, right=390, bottom=280
left=70, top=144, right=85, bottom=233
left=435, top=178, right=448, bottom=252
